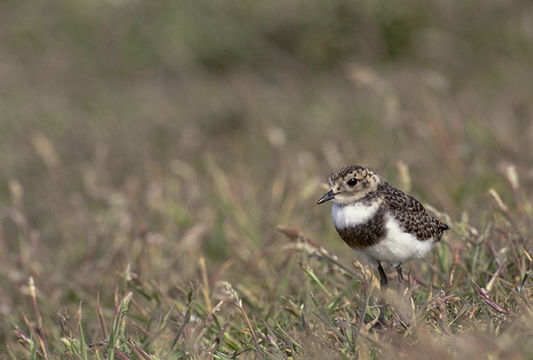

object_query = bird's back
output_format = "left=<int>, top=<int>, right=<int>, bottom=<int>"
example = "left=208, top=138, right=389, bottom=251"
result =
left=378, top=182, right=449, bottom=241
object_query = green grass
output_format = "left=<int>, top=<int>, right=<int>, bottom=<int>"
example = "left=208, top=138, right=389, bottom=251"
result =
left=1, top=0, right=533, bottom=358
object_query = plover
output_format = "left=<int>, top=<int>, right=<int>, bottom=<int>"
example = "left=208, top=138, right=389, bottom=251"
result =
left=317, top=165, right=449, bottom=287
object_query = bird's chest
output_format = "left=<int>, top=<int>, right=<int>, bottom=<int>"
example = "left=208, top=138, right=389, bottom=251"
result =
left=331, top=202, right=386, bottom=248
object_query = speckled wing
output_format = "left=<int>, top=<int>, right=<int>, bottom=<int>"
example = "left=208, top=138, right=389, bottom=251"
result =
left=379, top=182, right=449, bottom=241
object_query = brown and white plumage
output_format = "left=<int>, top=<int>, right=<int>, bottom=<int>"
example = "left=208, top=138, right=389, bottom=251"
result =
left=317, top=165, right=449, bottom=286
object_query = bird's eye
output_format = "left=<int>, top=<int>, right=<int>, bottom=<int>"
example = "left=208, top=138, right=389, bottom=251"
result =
left=347, top=178, right=357, bottom=187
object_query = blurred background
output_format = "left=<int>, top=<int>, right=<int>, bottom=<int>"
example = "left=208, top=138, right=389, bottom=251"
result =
left=1, top=0, right=533, bottom=356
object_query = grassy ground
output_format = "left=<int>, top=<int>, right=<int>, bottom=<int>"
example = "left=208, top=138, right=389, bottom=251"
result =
left=1, top=0, right=533, bottom=358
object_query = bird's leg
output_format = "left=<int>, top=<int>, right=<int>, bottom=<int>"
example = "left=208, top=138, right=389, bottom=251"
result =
left=377, top=262, right=388, bottom=288
left=375, top=262, right=388, bottom=328
left=396, top=265, right=406, bottom=284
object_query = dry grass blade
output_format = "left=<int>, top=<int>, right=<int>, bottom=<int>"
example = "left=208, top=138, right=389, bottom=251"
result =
left=114, top=348, right=132, bottom=360
left=96, top=292, right=108, bottom=341
left=28, top=277, right=46, bottom=346
left=127, top=341, right=153, bottom=360
left=77, top=302, right=89, bottom=360
left=472, top=281, right=509, bottom=316
left=278, top=226, right=359, bottom=277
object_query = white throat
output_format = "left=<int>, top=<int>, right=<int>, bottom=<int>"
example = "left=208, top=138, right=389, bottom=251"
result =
left=331, top=202, right=380, bottom=229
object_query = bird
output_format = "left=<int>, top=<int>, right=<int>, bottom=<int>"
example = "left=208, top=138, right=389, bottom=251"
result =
left=317, top=165, right=449, bottom=287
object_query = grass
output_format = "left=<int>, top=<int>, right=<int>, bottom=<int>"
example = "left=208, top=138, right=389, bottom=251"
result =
left=1, top=0, right=533, bottom=358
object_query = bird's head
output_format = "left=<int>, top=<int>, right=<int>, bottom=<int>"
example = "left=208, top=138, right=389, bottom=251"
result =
left=317, top=165, right=381, bottom=205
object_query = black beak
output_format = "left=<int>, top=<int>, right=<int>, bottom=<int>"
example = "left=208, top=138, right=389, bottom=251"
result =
left=317, top=189, right=335, bottom=205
